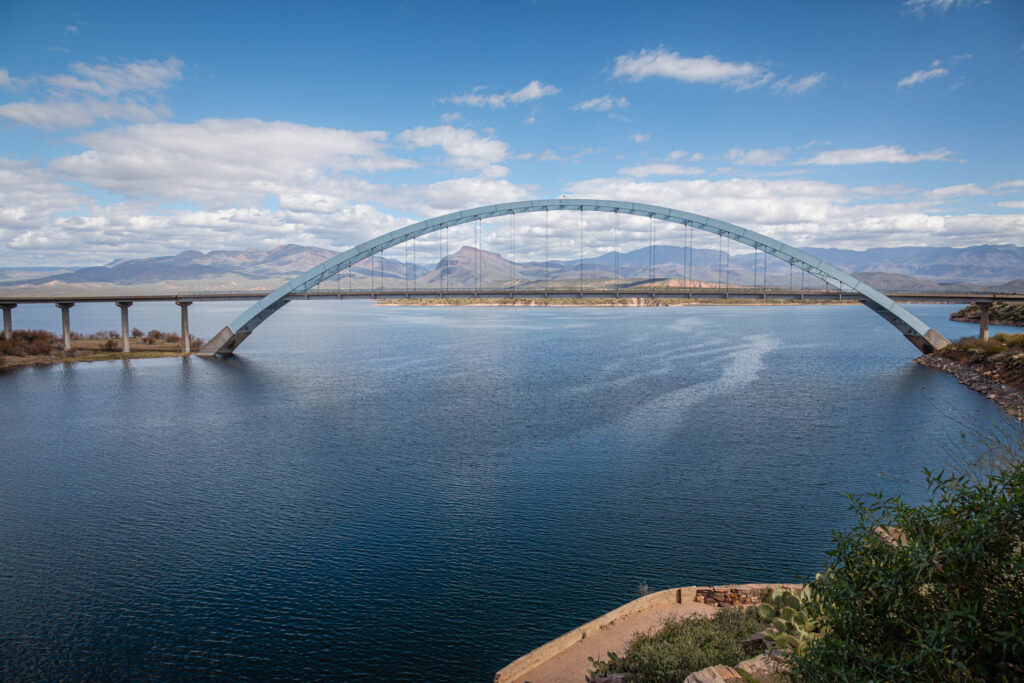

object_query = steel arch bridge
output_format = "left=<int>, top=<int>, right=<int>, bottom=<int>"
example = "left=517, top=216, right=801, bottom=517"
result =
left=198, top=199, right=950, bottom=356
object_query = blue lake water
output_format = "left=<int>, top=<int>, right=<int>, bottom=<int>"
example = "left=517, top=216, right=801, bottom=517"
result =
left=0, top=301, right=1017, bottom=680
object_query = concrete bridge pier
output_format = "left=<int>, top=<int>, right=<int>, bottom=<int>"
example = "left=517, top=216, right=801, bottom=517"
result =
left=177, top=301, right=192, bottom=353
left=977, top=301, right=992, bottom=341
left=116, top=301, right=132, bottom=353
left=1, top=303, right=15, bottom=340
left=56, top=302, right=74, bottom=352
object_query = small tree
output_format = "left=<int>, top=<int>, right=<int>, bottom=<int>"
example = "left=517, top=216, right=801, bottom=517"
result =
left=793, top=465, right=1024, bottom=681
left=131, top=327, right=144, bottom=338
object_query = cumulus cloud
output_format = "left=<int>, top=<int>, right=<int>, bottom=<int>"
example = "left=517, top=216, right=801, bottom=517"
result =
left=564, top=175, right=1024, bottom=248
left=0, top=57, right=183, bottom=129
left=801, top=145, right=953, bottom=165
left=619, top=163, right=703, bottom=177
left=572, top=95, right=629, bottom=111
left=446, top=80, right=560, bottom=108
left=52, top=118, right=412, bottom=207
left=611, top=47, right=824, bottom=95
left=612, top=48, right=772, bottom=91
left=632, top=133, right=649, bottom=143
left=396, top=125, right=508, bottom=171
left=726, top=147, right=789, bottom=166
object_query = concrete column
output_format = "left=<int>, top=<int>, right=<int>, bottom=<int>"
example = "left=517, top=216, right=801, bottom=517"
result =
left=1, top=303, right=15, bottom=340
left=177, top=301, right=192, bottom=353
left=978, top=302, right=992, bottom=341
left=56, top=302, right=74, bottom=352
left=116, top=301, right=133, bottom=353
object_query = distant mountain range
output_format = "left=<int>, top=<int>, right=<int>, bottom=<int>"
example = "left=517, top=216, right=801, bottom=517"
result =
left=1, top=243, right=1021, bottom=293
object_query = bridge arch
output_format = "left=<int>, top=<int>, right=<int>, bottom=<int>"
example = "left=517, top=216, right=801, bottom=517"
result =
left=198, top=199, right=949, bottom=356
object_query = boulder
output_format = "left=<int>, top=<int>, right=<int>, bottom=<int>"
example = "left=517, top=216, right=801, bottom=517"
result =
left=741, top=630, right=767, bottom=653
left=736, top=653, right=790, bottom=681
left=682, top=664, right=744, bottom=683
left=589, top=674, right=635, bottom=683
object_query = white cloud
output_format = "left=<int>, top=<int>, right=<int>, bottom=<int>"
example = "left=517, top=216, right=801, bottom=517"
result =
left=619, top=163, right=703, bottom=177
left=446, top=80, right=560, bottom=108
left=904, top=0, right=990, bottom=16
left=726, top=147, right=789, bottom=166
left=612, top=48, right=772, bottom=91
left=396, top=125, right=508, bottom=171
left=898, top=66, right=949, bottom=88
left=997, top=201, right=1024, bottom=209
left=772, top=72, right=826, bottom=94
left=564, top=175, right=1024, bottom=249
left=802, top=145, right=953, bottom=165
left=0, top=58, right=184, bottom=129
left=632, top=133, right=649, bottom=143
left=52, top=118, right=411, bottom=207
left=572, top=95, right=629, bottom=111
left=64, top=24, right=79, bottom=35
left=0, top=68, right=10, bottom=87
left=439, top=112, right=463, bottom=123
left=43, top=58, right=184, bottom=96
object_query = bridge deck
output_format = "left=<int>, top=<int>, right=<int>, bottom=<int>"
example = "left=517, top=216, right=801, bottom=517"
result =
left=1, top=288, right=1021, bottom=304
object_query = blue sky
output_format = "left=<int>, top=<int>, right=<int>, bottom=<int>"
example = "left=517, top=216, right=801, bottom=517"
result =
left=1, top=0, right=1022, bottom=266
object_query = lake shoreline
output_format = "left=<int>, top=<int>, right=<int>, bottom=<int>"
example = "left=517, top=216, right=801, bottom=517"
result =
left=916, top=354, right=1024, bottom=420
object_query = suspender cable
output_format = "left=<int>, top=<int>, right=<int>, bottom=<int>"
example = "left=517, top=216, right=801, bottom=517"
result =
left=718, top=232, right=723, bottom=289
left=648, top=214, right=654, bottom=284
left=545, top=209, right=550, bottom=294
left=511, top=212, right=516, bottom=293
left=579, top=207, right=584, bottom=295
left=614, top=210, right=620, bottom=291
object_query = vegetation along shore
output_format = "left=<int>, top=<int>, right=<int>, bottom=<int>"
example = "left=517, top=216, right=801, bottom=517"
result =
left=0, top=329, right=203, bottom=370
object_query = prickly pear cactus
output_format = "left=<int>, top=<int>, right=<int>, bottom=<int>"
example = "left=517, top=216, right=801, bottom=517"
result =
left=756, top=584, right=823, bottom=653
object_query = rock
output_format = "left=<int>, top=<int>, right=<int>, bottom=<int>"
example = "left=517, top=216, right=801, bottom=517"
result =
left=741, top=630, right=767, bottom=653
left=589, top=674, right=635, bottom=683
left=736, top=654, right=788, bottom=681
left=683, top=664, right=744, bottom=682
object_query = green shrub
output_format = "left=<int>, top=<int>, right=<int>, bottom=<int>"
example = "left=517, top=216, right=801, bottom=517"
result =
left=588, top=607, right=768, bottom=683
left=792, top=465, right=1024, bottom=681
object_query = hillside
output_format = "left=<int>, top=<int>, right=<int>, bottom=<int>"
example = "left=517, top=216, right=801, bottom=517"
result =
left=1, top=243, right=1021, bottom=294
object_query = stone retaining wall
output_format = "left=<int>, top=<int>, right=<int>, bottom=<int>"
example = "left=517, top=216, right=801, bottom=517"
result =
left=494, top=583, right=801, bottom=683
left=693, top=583, right=802, bottom=607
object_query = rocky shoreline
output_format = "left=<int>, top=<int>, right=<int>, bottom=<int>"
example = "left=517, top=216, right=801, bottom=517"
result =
left=915, top=354, right=1024, bottom=420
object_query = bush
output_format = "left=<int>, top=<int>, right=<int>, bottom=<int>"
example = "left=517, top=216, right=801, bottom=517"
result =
left=0, top=329, right=58, bottom=356
left=131, top=327, right=144, bottom=338
left=588, top=607, right=768, bottom=682
left=147, top=329, right=164, bottom=340
left=792, top=465, right=1024, bottom=681
left=102, top=339, right=118, bottom=351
